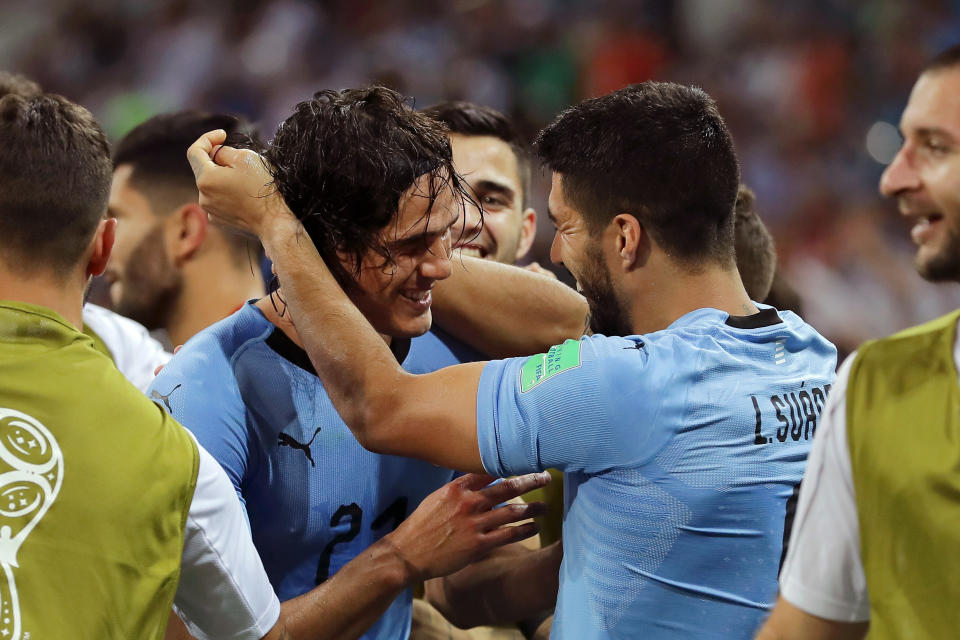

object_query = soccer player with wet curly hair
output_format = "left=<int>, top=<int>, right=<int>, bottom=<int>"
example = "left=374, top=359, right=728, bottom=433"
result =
left=154, top=86, right=585, bottom=640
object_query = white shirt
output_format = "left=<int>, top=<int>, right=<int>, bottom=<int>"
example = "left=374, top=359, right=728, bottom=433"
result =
left=779, top=318, right=960, bottom=622
left=82, top=304, right=172, bottom=392
left=175, top=435, right=282, bottom=639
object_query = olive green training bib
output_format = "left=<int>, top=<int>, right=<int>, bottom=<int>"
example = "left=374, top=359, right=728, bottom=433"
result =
left=0, top=301, right=198, bottom=640
left=846, top=309, right=960, bottom=639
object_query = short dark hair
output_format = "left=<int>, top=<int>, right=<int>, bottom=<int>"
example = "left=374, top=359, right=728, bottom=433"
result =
left=0, top=71, right=41, bottom=99
left=113, top=110, right=261, bottom=261
left=422, top=101, right=531, bottom=208
left=265, top=86, right=461, bottom=289
left=0, top=93, right=112, bottom=276
left=733, top=185, right=777, bottom=301
left=923, top=43, right=960, bottom=73
left=535, top=82, right=740, bottom=267
left=114, top=110, right=258, bottom=194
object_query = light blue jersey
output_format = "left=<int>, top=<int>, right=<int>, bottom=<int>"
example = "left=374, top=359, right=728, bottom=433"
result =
left=149, top=302, right=480, bottom=640
left=476, top=307, right=837, bottom=639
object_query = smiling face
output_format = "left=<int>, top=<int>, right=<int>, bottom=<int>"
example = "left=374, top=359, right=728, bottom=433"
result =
left=449, top=134, right=535, bottom=264
left=348, top=174, right=460, bottom=338
left=547, top=172, right=631, bottom=336
left=880, top=67, right=960, bottom=282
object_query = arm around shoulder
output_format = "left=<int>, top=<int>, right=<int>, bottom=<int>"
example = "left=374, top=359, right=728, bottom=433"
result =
left=431, top=256, right=589, bottom=359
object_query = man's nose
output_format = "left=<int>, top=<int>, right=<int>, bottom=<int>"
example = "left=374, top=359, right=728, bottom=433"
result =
left=549, top=230, right=563, bottom=266
left=879, top=146, right=920, bottom=199
left=456, top=200, right=483, bottom=243
left=421, top=235, right=453, bottom=281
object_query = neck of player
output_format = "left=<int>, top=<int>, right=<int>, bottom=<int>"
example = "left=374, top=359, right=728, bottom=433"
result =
left=255, top=290, right=392, bottom=351
left=165, top=252, right=266, bottom=347
left=0, top=265, right=87, bottom=329
left=626, top=261, right=758, bottom=335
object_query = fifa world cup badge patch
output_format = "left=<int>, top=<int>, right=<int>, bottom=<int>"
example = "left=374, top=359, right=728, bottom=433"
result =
left=519, top=339, right=582, bottom=393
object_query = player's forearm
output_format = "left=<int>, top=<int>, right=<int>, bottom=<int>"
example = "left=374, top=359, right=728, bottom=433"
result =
left=271, top=537, right=414, bottom=640
left=432, top=257, right=589, bottom=359
left=260, top=217, right=403, bottom=448
left=426, top=540, right=561, bottom=628
left=754, top=599, right=868, bottom=640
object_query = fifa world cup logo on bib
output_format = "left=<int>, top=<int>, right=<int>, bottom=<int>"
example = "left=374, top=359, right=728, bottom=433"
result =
left=0, top=409, right=63, bottom=640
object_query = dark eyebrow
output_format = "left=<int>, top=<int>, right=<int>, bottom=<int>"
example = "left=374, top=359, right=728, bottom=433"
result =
left=906, top=126, right=957, bottom=144
left=389, top=214, right=458, bottom=249
left=917, top=126, right=956, bottom=142
left=473, top=179, right=516, bottom=203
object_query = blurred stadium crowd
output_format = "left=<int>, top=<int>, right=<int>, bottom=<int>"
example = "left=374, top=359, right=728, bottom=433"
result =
left=4, top=0, right=960, bottom=352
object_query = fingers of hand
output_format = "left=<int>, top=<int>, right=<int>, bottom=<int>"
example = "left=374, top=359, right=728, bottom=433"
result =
left=478, top=500, right=547, bottom=531
left=456, top=473, right=497, bottom=492
left=481, top=521, right=541, bottom=549
left=211, top=144, right=248, bottom=168
left=186, top=130, right=227, bottom=178
left=480, top=472, right=551, bottom=505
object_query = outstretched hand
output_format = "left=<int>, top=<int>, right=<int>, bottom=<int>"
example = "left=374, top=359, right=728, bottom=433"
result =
left=186, top=130, right=298, bottom=238
left=386, top=472, right=550, bottom=582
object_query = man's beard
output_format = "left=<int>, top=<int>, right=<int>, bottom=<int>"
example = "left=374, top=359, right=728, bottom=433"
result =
left=917, top=221, right=960, bottom=282
left=114, top=224, right=181, bottom=330
left=580, top=243, right=632, bottom=337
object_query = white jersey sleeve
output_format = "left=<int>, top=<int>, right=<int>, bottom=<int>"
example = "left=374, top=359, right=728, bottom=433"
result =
left=174, top=437, right=282, bottom=640
left=778, top=354, right=870, bottom=622
left=82, top=304, right=172, bottom=392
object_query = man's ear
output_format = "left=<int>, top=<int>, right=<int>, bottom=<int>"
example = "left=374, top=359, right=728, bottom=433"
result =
left=612, top=213, right=647, bottom=271
left=514, top=208, right=537, bottom=261
left=170, top=203, right=208, bottom=263
left=86, top=218, right=116, bottom=278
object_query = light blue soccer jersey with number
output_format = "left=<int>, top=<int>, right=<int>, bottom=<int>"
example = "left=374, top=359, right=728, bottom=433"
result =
left=149, top=302, right=481, bottom=640
left=476, top=306, right=837, bottom=639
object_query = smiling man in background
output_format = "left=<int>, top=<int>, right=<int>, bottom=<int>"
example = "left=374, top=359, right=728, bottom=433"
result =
left=759, top=42, right=960, bottom=640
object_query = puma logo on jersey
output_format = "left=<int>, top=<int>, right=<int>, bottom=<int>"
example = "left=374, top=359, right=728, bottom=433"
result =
left=278, top=427, right=322, bottom=467
left=150, top=384, right=182, bottom=412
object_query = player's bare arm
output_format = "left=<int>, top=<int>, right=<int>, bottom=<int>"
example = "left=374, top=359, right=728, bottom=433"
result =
left=755, top=598, right=868, bottom=640
left=425, top=538, right=561, bottom=628
left=171, top=471, right=549, bottom=640
left=432, top=255, right=589, bottom=358
left=189, top=131, right=491, bottom=472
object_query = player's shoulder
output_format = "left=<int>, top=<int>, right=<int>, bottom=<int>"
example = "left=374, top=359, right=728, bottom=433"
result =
left=406, top=326, right=486, bottom=371
left=514, top=334, right=652, bottom=395
left=149, top=303, right=272, bottom=397
left=650, top=306, right=832, bottom=352
left=175, top=303, right=272, bottom=367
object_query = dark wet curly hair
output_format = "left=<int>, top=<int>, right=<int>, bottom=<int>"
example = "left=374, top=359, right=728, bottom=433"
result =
left=265, top=86, right=465, bottom=290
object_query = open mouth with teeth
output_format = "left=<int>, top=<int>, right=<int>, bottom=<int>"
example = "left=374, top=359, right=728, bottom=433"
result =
left=400, top=289, right=432, bottom=309
left=453, top=242, right=488, bottom=259
left=911, top=212, right=944, bottom=245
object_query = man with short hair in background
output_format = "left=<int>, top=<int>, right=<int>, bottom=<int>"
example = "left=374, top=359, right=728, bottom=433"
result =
left=758, top=43, right=960, bottom=640
left=734, top=185, right=778, bottom=302
left=108, top=111, right=266, bottom=348
left=423, top=101, right=537, bottom=266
